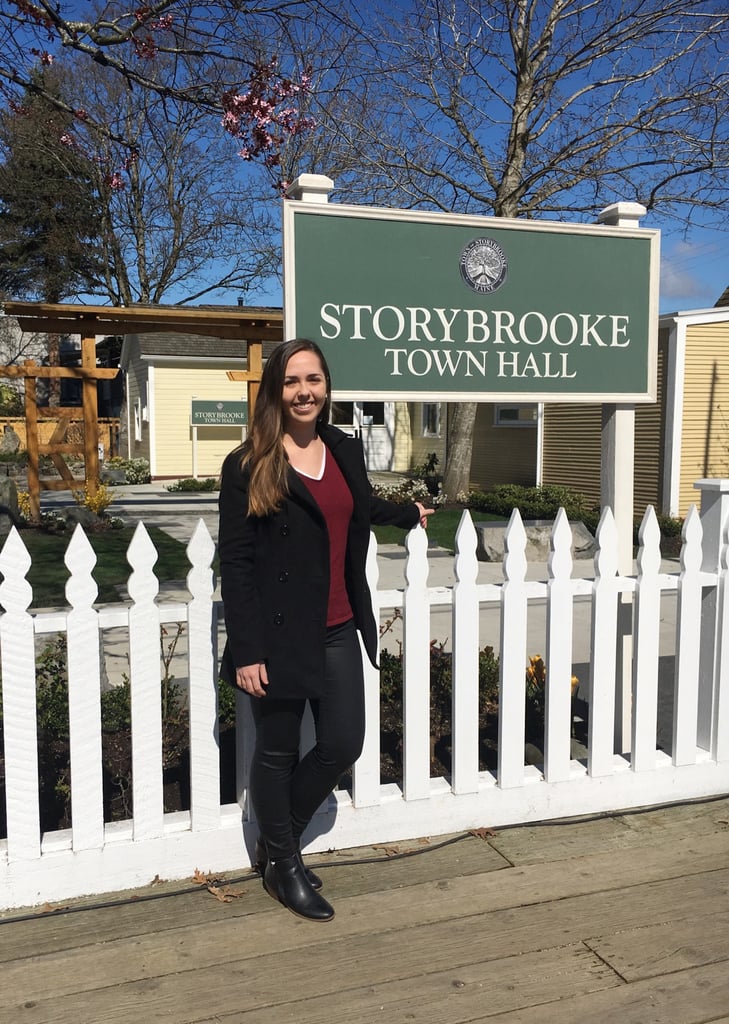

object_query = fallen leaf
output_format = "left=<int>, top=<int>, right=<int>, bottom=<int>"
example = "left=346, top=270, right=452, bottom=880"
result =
left=149, top=874, right=165, bottom=886
left=373, top=844, right=401, bottom=857
left=469, top=827, right=497, bottom=840
left=37, top=902, right=67, bottom=915
left=192, top=868, right=211, bottom=885
left=207, top=884, right=246, bottom=903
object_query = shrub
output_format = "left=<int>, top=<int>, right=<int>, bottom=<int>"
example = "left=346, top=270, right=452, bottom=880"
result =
left=100, top=679, right=132, bottom=732
left=378, top=638, right=501, bottom=776
left=467, top=483, right=593, bottom=521
left=217, top=676, right=237, bottom=727
left=16, top=489, right=31, bottom=521
left=0, top=448, right=28, bottom=465
left=105, top=457, right=151, bottom=484
left=166, top=477, right=219, bottom=493
left=72, top=481, right=115, bottom=517
left=0, top=384, right=23, bottom=416
left=655, top=513, right=683, bottom=537
left=411, top=452, right=440, bottom=479
left=373, top=476, right=433, bottom=505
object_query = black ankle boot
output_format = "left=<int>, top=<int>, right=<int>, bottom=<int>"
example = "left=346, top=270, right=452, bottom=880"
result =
left=255, top=837, right=323, bottom=891
left=263, top=854, right=334, bottom=921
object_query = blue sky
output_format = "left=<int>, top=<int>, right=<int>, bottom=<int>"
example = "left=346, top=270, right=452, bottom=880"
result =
left=658, top=229, right=727, bottom=313
left=230, top=211, right=728, bottom=317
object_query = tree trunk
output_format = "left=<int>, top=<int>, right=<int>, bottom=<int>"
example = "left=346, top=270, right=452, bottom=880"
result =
left=47, top=331, right=60, bottom=407
left=443, top=402, right=478, bottom=500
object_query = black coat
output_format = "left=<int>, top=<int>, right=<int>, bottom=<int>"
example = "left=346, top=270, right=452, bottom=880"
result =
left=218, top=423, right=420, bottom=700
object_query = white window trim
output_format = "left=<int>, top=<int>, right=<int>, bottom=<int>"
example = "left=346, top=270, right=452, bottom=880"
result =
left=421, top=402, right=441, bottom=438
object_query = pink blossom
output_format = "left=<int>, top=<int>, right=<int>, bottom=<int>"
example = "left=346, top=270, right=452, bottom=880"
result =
left=220, top=60, right=314, bottom=175
left=30, top=48, right=54, bottom=66
left=104, top=171, right=125, bottom=191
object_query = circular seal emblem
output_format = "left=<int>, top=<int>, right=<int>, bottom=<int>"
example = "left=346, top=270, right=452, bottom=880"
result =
left=460, top=237, right=508, bottom=294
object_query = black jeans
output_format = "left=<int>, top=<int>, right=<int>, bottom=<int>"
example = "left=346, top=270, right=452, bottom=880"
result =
left=248, top=619, right=365, bottom=860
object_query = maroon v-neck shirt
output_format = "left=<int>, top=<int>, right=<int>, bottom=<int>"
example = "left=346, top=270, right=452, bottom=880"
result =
left=297, top=450, right=354, bottom=626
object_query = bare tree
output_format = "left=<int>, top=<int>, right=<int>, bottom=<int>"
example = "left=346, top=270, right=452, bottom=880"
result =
left=50, top=58, right=283, bottom=305
left=0, top=2, right=355, bottom=303
left=1, top=2, right=320, bottom=166
left=313, top=0, right=729, bottom=496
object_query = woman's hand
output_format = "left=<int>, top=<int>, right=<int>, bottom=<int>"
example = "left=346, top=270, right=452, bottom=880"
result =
left=235, top=662, right=269, bottom=697
left=414, top=502, right=435, bottom=529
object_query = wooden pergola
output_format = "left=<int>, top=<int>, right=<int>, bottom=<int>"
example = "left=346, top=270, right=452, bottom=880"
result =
left=2, top=301, right=283, bottom=518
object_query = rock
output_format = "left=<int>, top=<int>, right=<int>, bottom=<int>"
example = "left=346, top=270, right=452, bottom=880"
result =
left=64, top=506, right=100, bottom=530
left=524, top=742, right=544, bottom=766
left=0, top=476, right=21, bottom=536
left=0, top=424, right=20, bottom=455
left=100, top=468, right=126, bottom=485
left=474, top=519, right=597, bottom=562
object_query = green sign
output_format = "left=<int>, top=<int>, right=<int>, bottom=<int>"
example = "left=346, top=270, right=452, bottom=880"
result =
left=191, top=400, right=247, bottom=426
left=283, top=203, right=659, bottom=402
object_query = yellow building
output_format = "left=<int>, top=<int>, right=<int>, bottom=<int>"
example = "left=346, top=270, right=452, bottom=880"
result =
left=120, top=326, right=281, bottom=480
left=406, top=303, right=729, bottom=519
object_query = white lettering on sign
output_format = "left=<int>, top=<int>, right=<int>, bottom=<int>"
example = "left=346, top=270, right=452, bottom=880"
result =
left=384, top=349, right=488, bottom=376
left=497, top=352, right=577, bottom=379
left=319, top=304, right=631, bottom=348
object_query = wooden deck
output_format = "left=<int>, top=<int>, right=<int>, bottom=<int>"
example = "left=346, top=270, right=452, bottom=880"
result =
left=1, top=796, right=729, bottom=1024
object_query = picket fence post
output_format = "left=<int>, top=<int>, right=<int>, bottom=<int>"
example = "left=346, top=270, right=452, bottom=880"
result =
left=0, top=527, right=40, bottom=861
left=631, top=507, right=662, bottom=772
left=451, top=510, right=480, bottom=794
left=673, top=506, right=703, bottom=766
left=65, top=525, right=105, bottom=850
left=127, top=522, right=165, bottom=840
left=402, top=524, right=431, bottom=800
left=544, top=508, right=574, bottom=783
left=186, top=519, right=219, bottom=830
left=353, top=533, right=384, bottom=807
left=589, top=508, right=620, bottom=776
left=499, top=509, right=528, bottom=789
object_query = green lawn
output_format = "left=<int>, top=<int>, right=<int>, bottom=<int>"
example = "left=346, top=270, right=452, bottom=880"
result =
left=371, top=507, right=502, bottom=552
left=8, top=509, right=499, bottom=608
left=5, top=526, right=192, bottom=608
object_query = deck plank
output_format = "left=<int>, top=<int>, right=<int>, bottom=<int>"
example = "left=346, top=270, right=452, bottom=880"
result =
left=586, top=909, right=729, bottom=981
left=1, top=865, right=728, bottom=1020
left=3, top=824, right=727, bottom=966
left=483, top=961, right=729, bottom=1024
left=0, top=942, right=622, bottom=1024
left=0, top=801, right=727, bottom=1024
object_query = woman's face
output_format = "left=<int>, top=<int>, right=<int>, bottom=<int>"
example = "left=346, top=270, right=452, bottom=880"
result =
left=281, top=349, right=328, bottom=431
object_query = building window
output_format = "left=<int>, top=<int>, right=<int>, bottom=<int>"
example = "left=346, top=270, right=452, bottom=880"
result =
left=494, top=404, right=537, bottom=427
left=331, top=401, right=354, bottom=426
left=360, top=401, right=385, bottom=426
left=133, top=398, right=142, bottom=441
left=331, top=402, right=386, bottom=428
left=422, top=403, right=441, bottom=437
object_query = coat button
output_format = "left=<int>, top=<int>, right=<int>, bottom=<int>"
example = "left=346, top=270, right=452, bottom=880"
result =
left=278, top=570, right=289, bottom=582
left=280, top=524, right=290, bottom=536
left=273, top=613, right=284, bottom=625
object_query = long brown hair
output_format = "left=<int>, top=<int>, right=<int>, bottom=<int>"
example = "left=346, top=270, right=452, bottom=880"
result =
left=241, top=338, right=331, bottom=516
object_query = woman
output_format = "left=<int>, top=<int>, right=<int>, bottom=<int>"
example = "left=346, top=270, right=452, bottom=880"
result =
left=218, top=338, right=432, bottom=922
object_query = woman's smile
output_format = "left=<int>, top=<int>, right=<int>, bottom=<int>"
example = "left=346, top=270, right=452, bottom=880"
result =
left=282, top=350, right=328, bottom=430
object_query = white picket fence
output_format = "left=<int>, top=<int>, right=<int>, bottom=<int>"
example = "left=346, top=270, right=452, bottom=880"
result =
left=1, top=491, right=729, bottom=910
